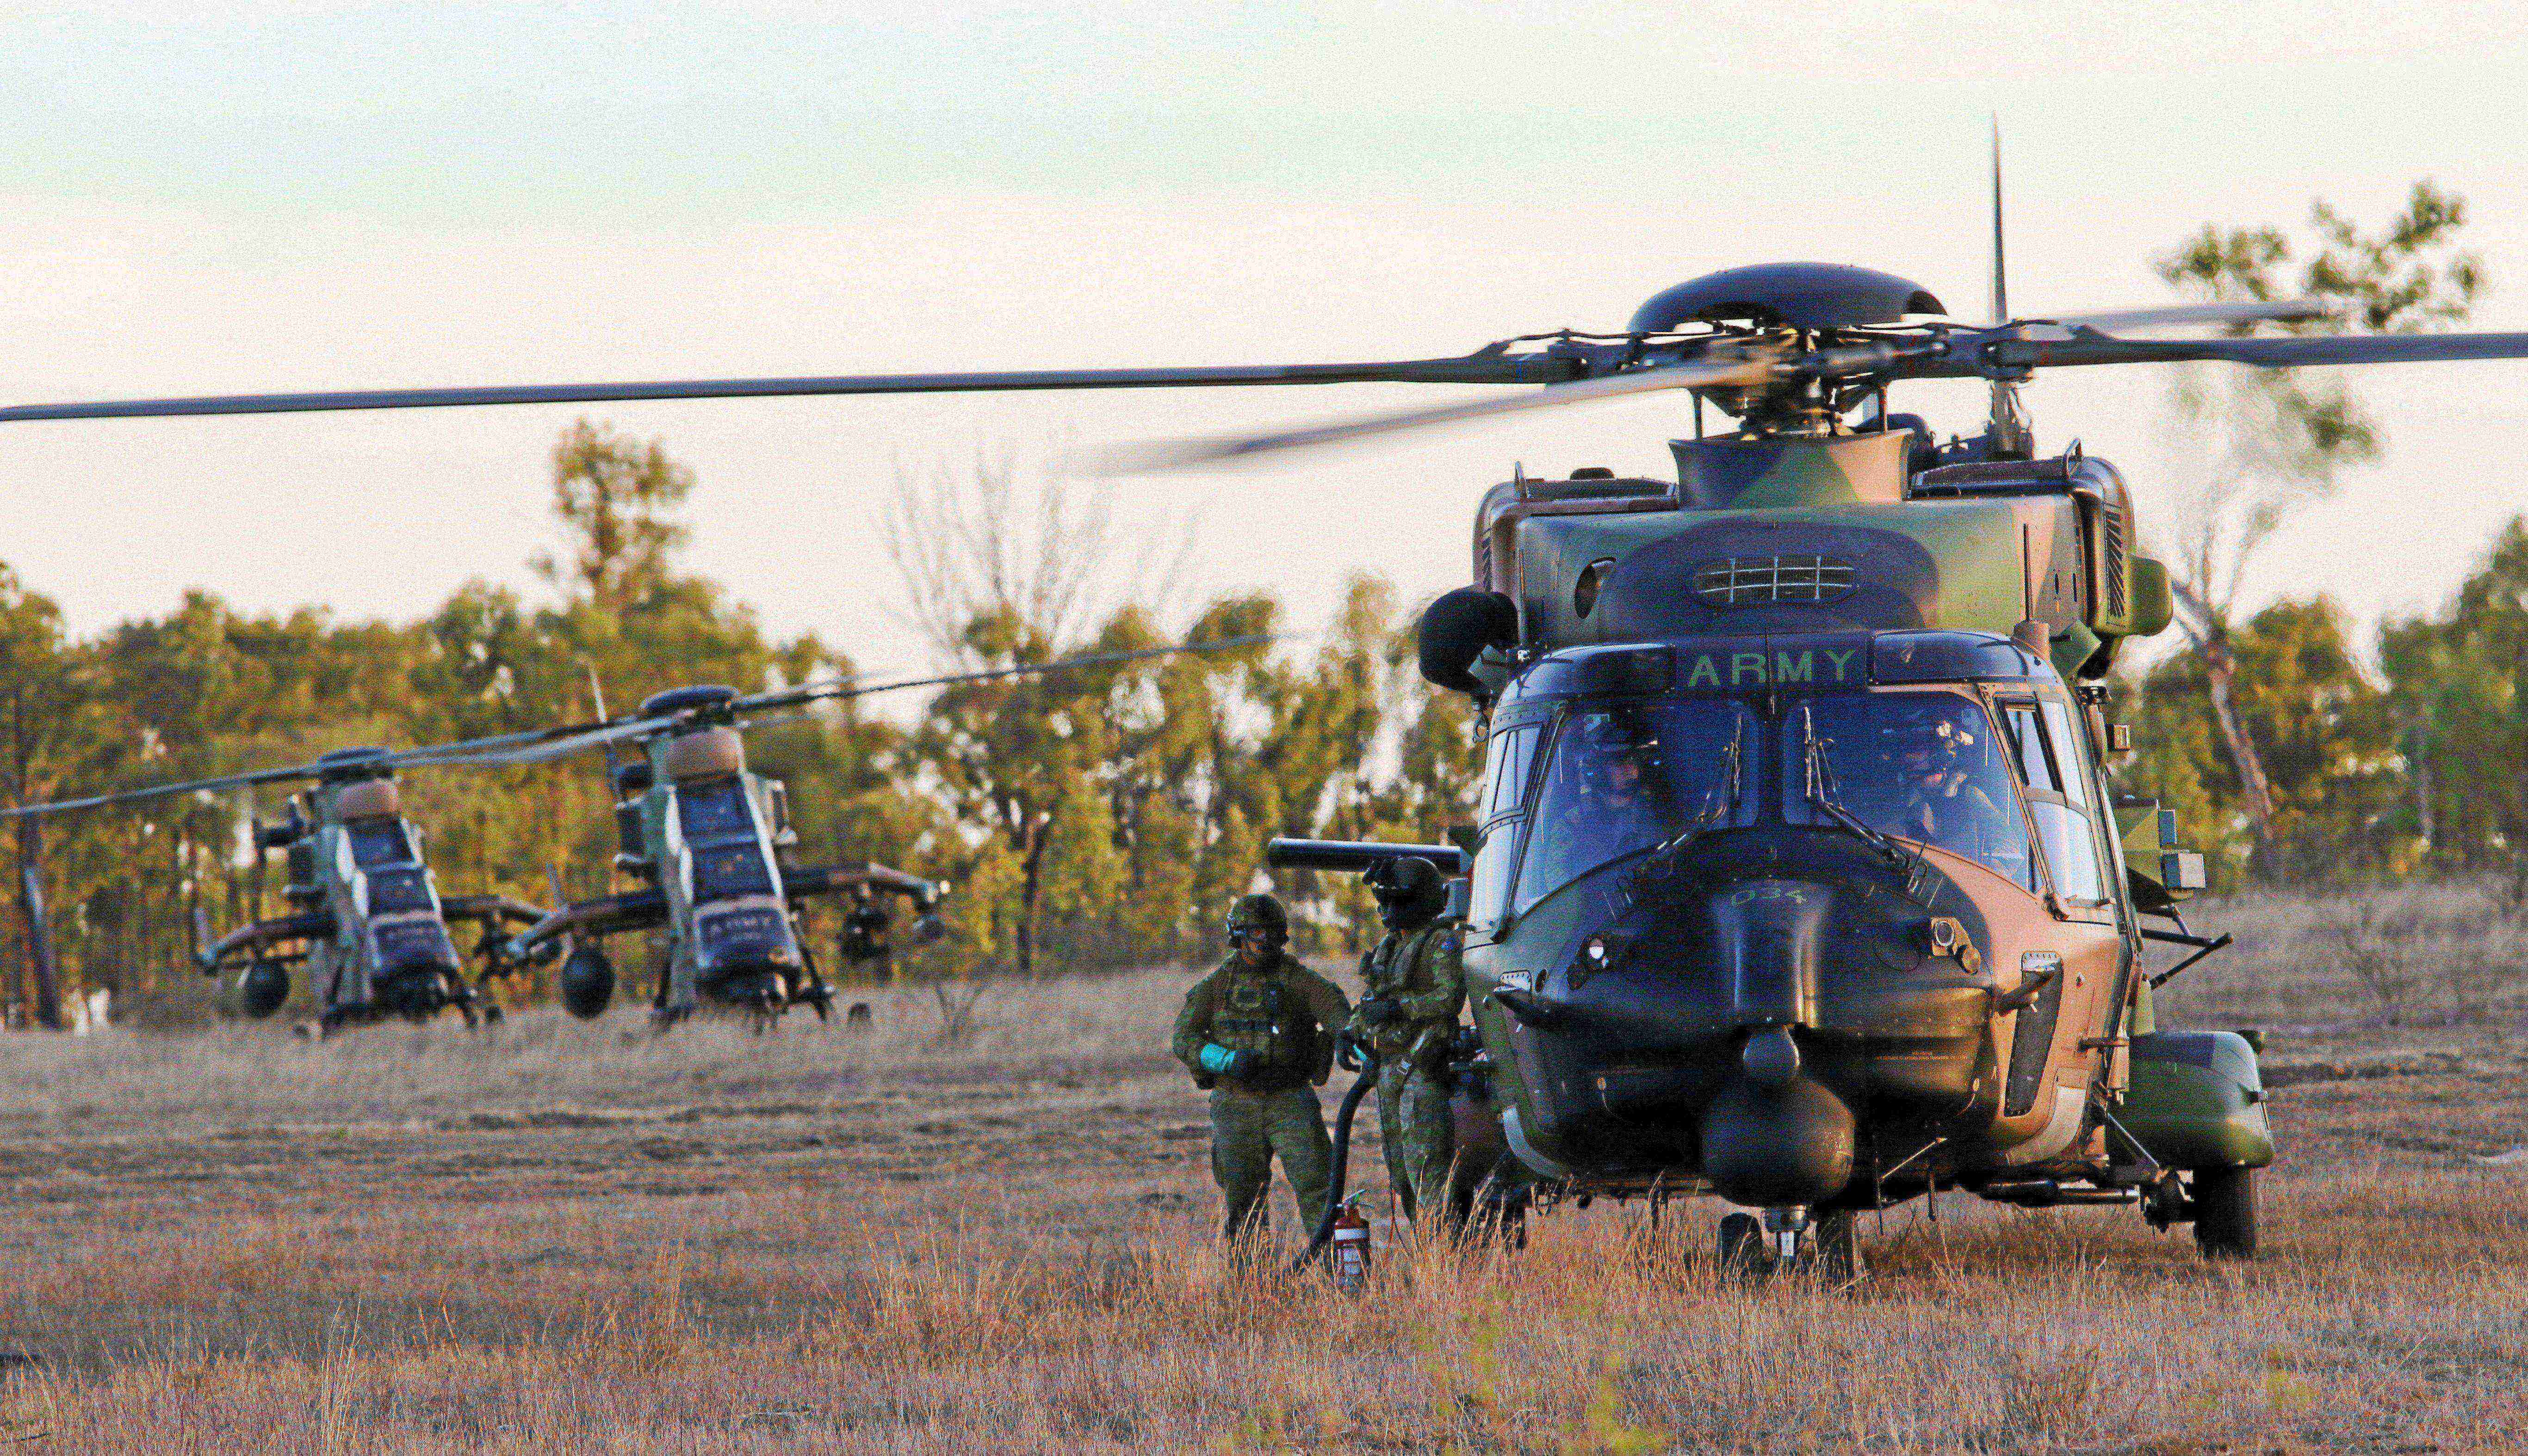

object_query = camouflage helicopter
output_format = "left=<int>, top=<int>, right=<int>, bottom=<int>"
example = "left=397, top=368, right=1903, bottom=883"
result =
left=12, top=193, right=2528, bottom=1270
left=363, top=643, right=1264, bottom=1025
left=3, top=746, right=551, bottom=1032
left=498, top=682, right=949, bottom=1026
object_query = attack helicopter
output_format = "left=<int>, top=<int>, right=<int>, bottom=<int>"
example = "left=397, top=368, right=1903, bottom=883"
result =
left=364, top=642, right=1267, bottom=1024
left=505, top=683, right=947, bottom=1025
left=3, top=746, right=551, bottom=1032
left=12, top=179, right=2528, bottom=1270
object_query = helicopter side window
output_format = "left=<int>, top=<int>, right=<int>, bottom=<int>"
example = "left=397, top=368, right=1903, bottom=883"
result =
left=1468, top=723, right=1540, bottom=929
left=1512, top=699, right=1755, bottom=913
left=2002, top=705, right=2058, bottom=793
left=1479, top=725, right=1540, bottom=823
left=1789, top=691, right=2037, bottom=892
left=1997, top=697, right=2110, bottom=906
left=2039, top=700, right=2092, bottom=808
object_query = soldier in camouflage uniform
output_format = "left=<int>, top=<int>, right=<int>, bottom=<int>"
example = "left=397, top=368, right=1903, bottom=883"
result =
left=1172, top=893, right=1353, bottom=1243
left=1346, top=856, right=1466, bottom=1224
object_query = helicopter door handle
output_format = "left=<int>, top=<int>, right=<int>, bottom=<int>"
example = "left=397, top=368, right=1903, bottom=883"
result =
left=1490, top=987, right=1565, bottom=1027
left=1990, top=964, right=2060, bottom=1014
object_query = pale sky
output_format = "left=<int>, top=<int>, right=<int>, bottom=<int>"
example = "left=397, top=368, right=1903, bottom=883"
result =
left=7, top=2, right=2528, bottom=676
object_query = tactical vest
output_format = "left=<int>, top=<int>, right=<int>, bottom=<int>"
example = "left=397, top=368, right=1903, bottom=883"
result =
left=1212, top=968, right=1314, bottom=1088
left=1361, top=924, right=1451, bottom=1058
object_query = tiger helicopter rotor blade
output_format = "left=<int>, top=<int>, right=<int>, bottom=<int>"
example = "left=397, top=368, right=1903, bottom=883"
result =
left=407, top=635, right=1284, bottom=771
left=408, top=716, right=679, bottom=770
left=730, top=633, right=1283, bottom=718
left=0, top=762, right=320, bottom=820
left=1094, top=349, right=1781, bottom=471
left=1903, top=327, right=2528, bottom=377
left=0, top=353, right=1576, bottom=426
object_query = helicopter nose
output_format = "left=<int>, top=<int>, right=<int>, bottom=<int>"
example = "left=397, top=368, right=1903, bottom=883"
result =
left=1708, top=879, right=1831, bottom=1033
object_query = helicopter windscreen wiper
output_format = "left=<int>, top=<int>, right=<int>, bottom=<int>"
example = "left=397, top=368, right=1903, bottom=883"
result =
left=1797, top=703, right=1909, bottom=869
left=1619, top=712, right=1746, bottom=894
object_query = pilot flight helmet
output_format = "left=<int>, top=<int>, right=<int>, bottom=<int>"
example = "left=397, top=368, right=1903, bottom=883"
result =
left=1365, top=855, right=1449, bottom=929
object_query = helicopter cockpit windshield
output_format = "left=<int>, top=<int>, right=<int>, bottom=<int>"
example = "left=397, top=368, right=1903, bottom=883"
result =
left=1513, top=700, right=1757, bottom=907
left=1787, top=691, right=2036, bottom=890
left=343, top=818, right=439, bottom=915
left=345, top=819, right=415, bottom=869
left=675, top=778, right=777, bottom=902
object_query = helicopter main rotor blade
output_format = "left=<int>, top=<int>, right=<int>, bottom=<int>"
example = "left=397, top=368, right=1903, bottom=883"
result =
left=0, top=354, right=1575, bottom=426
left=418, top=716, right=678, bottom=770
left=2041, top=299, right=2331, bottom=333
left=1920, top=328, right=2528, bottom=376
left=2, top=762, right=316, bottom=819
left=1097, top=350, right=1780, bottom=470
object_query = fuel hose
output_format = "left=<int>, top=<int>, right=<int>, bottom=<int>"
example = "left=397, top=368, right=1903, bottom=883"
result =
left=1294, top=1047, right=1382, bottom=1270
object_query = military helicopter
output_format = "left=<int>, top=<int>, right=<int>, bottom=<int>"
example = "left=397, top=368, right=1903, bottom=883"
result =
left=360, top=643, right=1266, bottom=1024
left=501, top=683, right=948, bottom=1025
left=3, top=746, right=551, bottom=1032
left=11, top=185, right=2528, bottom=1269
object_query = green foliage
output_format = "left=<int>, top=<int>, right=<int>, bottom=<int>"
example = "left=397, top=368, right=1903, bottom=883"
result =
left=2116, top=598, right=2402, bottom=886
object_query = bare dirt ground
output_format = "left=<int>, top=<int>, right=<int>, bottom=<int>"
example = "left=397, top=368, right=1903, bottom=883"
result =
left=0, top=889, right=2523, bottom=1452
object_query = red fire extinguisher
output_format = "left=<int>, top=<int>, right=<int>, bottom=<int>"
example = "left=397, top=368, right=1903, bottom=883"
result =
left=1330, top=1193, right=1371, bottom=1294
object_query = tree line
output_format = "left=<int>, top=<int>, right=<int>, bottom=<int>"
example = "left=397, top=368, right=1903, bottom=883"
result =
left=2, top=183, right=2516, bottom=1024
left=0, top=428, right=1472, bottom=1024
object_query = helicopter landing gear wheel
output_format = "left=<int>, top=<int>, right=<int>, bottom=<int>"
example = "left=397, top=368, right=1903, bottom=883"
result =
left=1716, top=1212, right=1766, bottom=1280
left=2191, top=1167, right=2257, bottom=1260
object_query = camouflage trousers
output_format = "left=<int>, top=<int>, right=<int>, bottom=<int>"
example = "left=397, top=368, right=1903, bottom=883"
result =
left=1208, top=1084, right=1332, bottom=1242
left=1376, top=1054, right=1458, bottom=1223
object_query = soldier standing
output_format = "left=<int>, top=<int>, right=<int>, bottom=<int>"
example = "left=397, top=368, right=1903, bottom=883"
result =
left=1172, top=893, right=1352, bottom=1243
left=1346, top=856, right=1465, bottom=1224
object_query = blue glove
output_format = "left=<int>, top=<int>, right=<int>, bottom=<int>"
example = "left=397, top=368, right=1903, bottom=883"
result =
left=1198, top=1043, right=1252, bottom=1078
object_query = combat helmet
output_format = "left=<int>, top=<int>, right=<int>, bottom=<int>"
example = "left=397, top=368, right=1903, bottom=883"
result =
left=1365, top=855, right=1449, bottom=929
left=1224, top=892, right=1289, bottom=948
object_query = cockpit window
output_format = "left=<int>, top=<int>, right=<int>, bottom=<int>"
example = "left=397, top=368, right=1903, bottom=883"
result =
left=675, top=779, right=775, bottom=902
left=365, top=865, right=436, bottom=915
left=692, top=843, right=776, bottom=900
left=1512, top=699, right=1757, bottom=911
left=345, top=819, right=415, bottom=868
left=676, top=778, right=756, bottom=839
left=1786, top=691, right=2037, bottom=891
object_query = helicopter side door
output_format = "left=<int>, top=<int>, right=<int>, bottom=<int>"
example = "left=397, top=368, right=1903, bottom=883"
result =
left=1986, top=688, right=2127, bottom=1165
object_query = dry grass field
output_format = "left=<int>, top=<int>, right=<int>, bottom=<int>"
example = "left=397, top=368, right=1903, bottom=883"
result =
left=0, top=887, right=2523, bottom=1452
